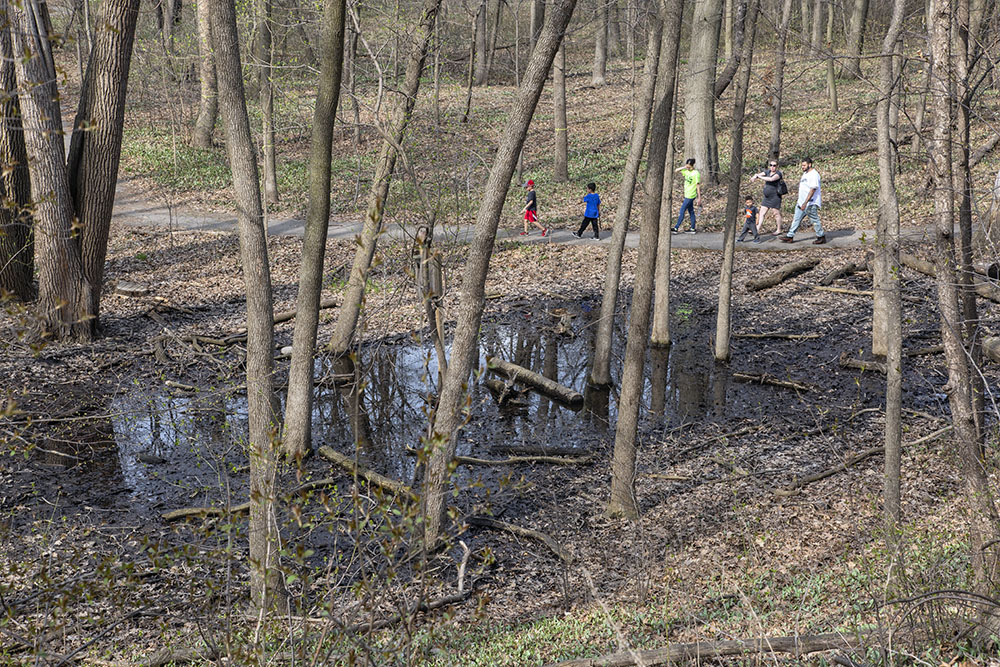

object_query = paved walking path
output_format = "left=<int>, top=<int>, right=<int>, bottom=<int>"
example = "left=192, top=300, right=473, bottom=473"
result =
left=112, top=178, right=935, bottom=251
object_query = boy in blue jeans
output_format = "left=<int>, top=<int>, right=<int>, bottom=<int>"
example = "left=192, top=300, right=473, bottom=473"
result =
left=737, top=195, right=761, bottom=243
left=573, top=182, right=601, bottom=239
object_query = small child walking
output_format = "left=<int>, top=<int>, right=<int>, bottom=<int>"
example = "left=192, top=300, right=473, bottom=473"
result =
left=520, top=180, right=547, bottom=236
left=737, top=195, right=761, bottom=243
left=573, top=182, right=601, bottom=239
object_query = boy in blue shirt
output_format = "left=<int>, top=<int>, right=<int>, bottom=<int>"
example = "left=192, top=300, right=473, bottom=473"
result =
left=573, top=182, right=601, bottom=239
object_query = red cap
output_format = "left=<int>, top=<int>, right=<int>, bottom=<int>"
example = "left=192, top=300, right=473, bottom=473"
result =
left=525, top=180, right=534, bottom=187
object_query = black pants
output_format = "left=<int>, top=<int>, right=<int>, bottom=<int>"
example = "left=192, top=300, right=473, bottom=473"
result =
left=578, top=216, right=599, bottom=238
left=738, top=217, right=758, bottom=240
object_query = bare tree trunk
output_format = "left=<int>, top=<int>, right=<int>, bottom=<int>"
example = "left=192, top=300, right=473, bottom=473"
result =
left=553, top=44, right=569, bottom=181
left=650, top=66, right=679, bottom=347
left=715, top=0, right=759, bottom=362
left=724, top=0, right=733, bottom=60
left=684, top=0, right=724, bottom=183
left=593, top=0, right=608, bottom=85
left=826, top=0, right=837, bottom=111
left=928, top=0, right=1000, bottom=596
left=911, top=59, right=930, bottom=153
left=433, top=9, right=441, bottom=126
left=193, top=0, right=218, bottom=148
left=530, top=0, right=545, bottom=54
left=422, top=0, right=578, bottom=548
left=769, top=0, right=793, bottom=161
left=842, top=0, right=869, bottom=79
left=810, top=0, right=822, bottom=50
left=257, top=0, right=279, bottom=204
left=590, top=16, right=664, bottom=386
left=349, top=2, right=361, bottom=145
left=714, top=0, right=751, bottom=98
left=608, top=0, right=621, bottom=53
left=462, top=10, right=476, bottom=121
left=0, top=25, right=33, bottom=302
left=209, top=0, right=283, bottom=611
left=328, top=0, right=445, bottom=356
left=607, top=0, right=683, bottom=520
left=11, top=0, right=92, bottom=340
left=282, top=0, right=346, bottom=459
left=873, top=0, right=904, bottom=555
left=474, top=0, right=488, bottom=84
left=485, top=0, right=502, bottom=83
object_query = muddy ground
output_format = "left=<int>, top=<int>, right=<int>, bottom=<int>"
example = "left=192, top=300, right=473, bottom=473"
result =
left=2, top=223, right=998, bottom=665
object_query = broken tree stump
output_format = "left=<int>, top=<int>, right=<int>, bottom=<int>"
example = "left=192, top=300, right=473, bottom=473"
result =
left=486, top=356, right=584, bottom=408
left=745, top=258, right=820, bottom=292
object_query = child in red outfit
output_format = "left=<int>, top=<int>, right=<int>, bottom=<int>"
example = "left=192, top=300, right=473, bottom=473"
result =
left=520, top=180, right=547, bottom=236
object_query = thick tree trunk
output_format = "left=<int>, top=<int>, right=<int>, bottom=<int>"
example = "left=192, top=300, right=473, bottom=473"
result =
left=11, top=0, right=92, bottom=340
left=607, top=0, right=683, bottom=520
left=723, top=0, right=733, bottom=60
left=422, top=0, right=578, bottom=548
left=608, top=0, right=621, bottom=53
left=0, top=25, right=33, bottom=302
left=798, top=0, right=809, bottom=46
left=553, top=44, right=569, bottom=181
left=593, top=0, right=608, bottom=85
left=327, top=0, right=445, bottom=356
left=715, top=0, right=759, bottom=362
left=282, top=0, right=346, bottom=459
left=209, top=0, right=283, bottom=611
left=873, top=0, right=904, bottom=555
left=530, top=0, right=545, bottom=54
left=769, top=0, right=793, bottom=161
left=590, top=17, right=664, bottom=386
left=714, top=0, right=750, bottom=98
left=193, top=0, right=217, bottom=148
left=842, top=0, right=869, bottom=79
left=683, top=0, right=724, bottom=184
left=650, top=74, right=678, bottom=348
left=928, top=0, right=1000, bottom=596
left=257, top=0, right=279, bottom=204
left=810, top=0, right=822, bottom=50
left=474, top=0, right=488, bottom=85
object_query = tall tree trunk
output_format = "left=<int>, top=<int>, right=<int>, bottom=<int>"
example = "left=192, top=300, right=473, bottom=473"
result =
left=462, top=10, right=477, bottom=122
left=257, top=0, right=279, bottom=204
left=842, top=0, right=869, bottom=79
left=529, top=0, right=545, bottom=54
left=11, top=0, right=92, bottom=340
left=485, top=0, right=502, bottom=83
left=474, top=0, right=488, bottom=85
left=607, top=0, right=683, bottom=520
left=798, top=0, right=809, bottom=46
left=723, top=0, right=733, bottom=60
left=591, top=17, right=665, bottom=385
left=873, top=0, right=904, bottom=554
left=928, top=0, right=1000, bottom=596
left=810, top=0, right=822, bottom=50
left=328, top=0, right=444, bottom=356
left=714, top=0, right=758, bottom=362
left=209, top=0, right=283, bottom=611
left=0, top=24, right=33, bottom=302
left=282, top=0, right=346, bottom=459
left=593, top=0, right=608, bottom=85
left=422, top=0, right=578, bottom=548
left=650, top=66, right=679, bottom=348
left=826, top=0, right=837, bottom=111
left=683, top=0, right=724, bottom=184
left=553, top=44, right=569, bottom=181
left=193, top=0, right=218, bottom=148
left=769, top=0, right=793, bottom=161
left=608, top=0, right=621, bottom=53
left=714, top=0, right=751, bottom=98
left=349, top=2, right=361, bottom=146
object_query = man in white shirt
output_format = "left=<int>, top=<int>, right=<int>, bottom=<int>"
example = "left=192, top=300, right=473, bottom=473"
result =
left=780, top=158, right=826, bottom=245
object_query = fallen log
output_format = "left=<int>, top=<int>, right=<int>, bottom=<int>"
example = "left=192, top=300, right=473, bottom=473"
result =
left=985, top=337, right=1000, bottom=364
left=774, top=425, right=953, bottom=497
left=467, top=515, right=575, bottom=564
left=732, top=372, right=811, bottom=392
left=483, top=377, right=530, bottom=408
left=904, top=345, right=944, bottom=357
left=838, top=352, right=887, bottom=374
left=493, top=444, right=586, bottom=457
left=732, top=331, right=821, bottom=340
left=161, top=502, right=251, bottom=521
left=318, top=446, right=417, bottom=502
left=455, top=453, right=596, bottom=466
left=813, top=286, right=873, bottom=297
left=900, top=252, right=1000, bottom=303
left=545, top=632, right=863, bottom=666
left=746, top=258, right=820, bottom=292
left=486, top=356, right=584, bottom=408
left=818, top=262, right=860, bottom=286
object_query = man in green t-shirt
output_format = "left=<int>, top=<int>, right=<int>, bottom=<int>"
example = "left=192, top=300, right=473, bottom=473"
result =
left=671, top=158, right=701, bottom=234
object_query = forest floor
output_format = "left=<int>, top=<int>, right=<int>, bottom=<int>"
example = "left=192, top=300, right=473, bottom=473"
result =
left=3, top=45, right=1000, bottom=665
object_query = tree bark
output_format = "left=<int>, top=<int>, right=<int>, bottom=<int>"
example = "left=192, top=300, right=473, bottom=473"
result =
left=650, top=66, right=680, bottom=348
left=714, top=0, right=759, bottom=362
left=327, top=0, right=444, bottom=356
left=209, top=0, right=283, bottom=611
left=422, top=0, right=578, bottom=548
left=590, top=16, right=664, bottom=385
left=928, top=0, right=1000, bottom=596
left=769, top=0, right=794, bottom=161
left=723, top=0, right=733, bottom=60
left=714, top=0, right=750, bottom=98
left=0, top=24, right=33, bottom=302
left=282, top=0, right=347, bottom=459
left=193, top=0, right=218, bottom=148
left=826, top=0, right=837, bottom=111
left=683, top=0, right=724, bottom=183
left=810, top=0, right=822, bottom=50
left=256, top=0, right=279, bottom=204
left=842, top=0, right=869, bottom=79
left=530, top=0, right=545, bottom=54
left=593, top=0, right=608, bottom=85
left=798, top=0, right=809, bottom=46
left=553, top=44, right=569, bottom=181
left=11, top=0, right=92, bottom=340
left=474, top=0, right=488, bottom=85
left=607, top=0, right=683, bottom=520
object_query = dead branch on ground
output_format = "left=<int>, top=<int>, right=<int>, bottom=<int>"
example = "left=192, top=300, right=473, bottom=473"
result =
left=745, top=258, right=820, bottom=292
left=838, top=352, right=887, bottom=374
left=467, top=515, right=574, bottom=564
left=733, top=331, right=821, bottom=340
left=732, top=372, right=811, bottom=391
left=318, top=446, right=417, bottom=501
left=819, top=262, right=861, bottom=285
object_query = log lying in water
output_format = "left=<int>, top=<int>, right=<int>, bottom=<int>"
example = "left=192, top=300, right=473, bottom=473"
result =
left=486, top=356, right=584, bottom=409
left=745, top=258, right=820, bottom=292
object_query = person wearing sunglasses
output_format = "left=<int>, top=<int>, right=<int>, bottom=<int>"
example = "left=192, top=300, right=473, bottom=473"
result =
left=749, top=160, right=787, bottom=235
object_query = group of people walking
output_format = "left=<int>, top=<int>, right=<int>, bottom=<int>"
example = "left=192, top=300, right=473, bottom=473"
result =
left=517, top=156, right=826, bottom=245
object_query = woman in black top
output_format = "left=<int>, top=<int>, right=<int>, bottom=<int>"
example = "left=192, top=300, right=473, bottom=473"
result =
left=749, top=160, right=785, bottom=235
